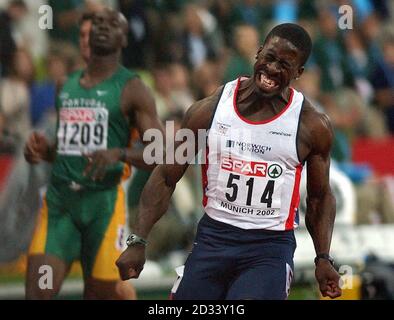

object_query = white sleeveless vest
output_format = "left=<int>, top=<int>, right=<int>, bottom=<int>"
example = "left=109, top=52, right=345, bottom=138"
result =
left=202, top=78, right=304, bottom=230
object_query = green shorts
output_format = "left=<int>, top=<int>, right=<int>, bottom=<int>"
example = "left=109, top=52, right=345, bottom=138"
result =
left=29, top=180, right=127, bottom=280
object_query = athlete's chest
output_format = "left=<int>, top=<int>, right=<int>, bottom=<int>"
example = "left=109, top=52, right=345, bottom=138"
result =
left=209, top=110, right=299, bottom=166
left=236, top=101, right=288, bottom=123
left=56, top=83, right=123, bottom=156
left=59, top=82, right=121, bottom=111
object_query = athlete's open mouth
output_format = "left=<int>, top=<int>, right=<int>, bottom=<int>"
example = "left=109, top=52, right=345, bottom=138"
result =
left=258, top=72, right=279, bottom=90
left=93, top=32, right=110, bottom=42
left=97, top=34, right=109, bottom=41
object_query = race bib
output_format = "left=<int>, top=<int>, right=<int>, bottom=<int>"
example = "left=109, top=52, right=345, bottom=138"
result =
left=57, top=108, right=108, bottom=155
left=216, top=156, right=284, bottom=217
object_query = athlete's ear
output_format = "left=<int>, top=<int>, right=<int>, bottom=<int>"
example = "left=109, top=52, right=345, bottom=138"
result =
left=295, top=66, right=304, bottom=80
left=119, top=13, right=129, bottom=48
left=255, top=46, right=263, bottom=60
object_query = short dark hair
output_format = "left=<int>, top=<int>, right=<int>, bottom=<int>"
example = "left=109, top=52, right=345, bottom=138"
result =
left=264, top=23, right=312, bottom=66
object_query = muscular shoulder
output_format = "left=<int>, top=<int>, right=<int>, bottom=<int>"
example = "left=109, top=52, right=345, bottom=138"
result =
left=182, top=86, right=224, bottom=132
left=121, top=77, right=156, bottom=115
left=123, top=77, right=153, bottom=103
left=299, top=99, right=334, bottom=158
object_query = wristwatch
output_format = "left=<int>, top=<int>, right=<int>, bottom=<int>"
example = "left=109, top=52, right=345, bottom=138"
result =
left=126, top=233, right=148, bottom=247
left=314, top=253, right=335, bottom=266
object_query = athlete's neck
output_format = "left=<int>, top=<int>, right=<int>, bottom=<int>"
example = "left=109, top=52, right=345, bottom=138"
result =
left=86, top=52, right=120, bottom=81
left=239, top=78, right=291, bottom=112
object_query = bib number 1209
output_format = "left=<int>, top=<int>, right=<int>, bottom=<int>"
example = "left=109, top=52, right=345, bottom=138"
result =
left=60, top=122, right=105, bottom=147
left=225, top=173, right=275, bottom=207
left=57, top=107, right=109, bottom=155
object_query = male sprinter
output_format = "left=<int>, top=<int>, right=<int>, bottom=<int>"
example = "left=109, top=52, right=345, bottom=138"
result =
left=24, top=8, right=162, bottom=300
left=117, top=23, right=342, bottom=300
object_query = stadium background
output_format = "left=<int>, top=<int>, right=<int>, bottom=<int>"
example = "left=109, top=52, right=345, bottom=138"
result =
left=0, top=0, right=393, bottom=299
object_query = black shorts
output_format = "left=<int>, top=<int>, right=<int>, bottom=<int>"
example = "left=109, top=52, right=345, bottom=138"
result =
left=172, top=214, right=297, bottom=300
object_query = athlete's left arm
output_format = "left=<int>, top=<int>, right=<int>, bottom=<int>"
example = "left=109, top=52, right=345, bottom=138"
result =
left=83, top=78, right=164, bottom=179
left=123, top=78, right=165, bottom=169
left=304, top=112, right=342, bottom=299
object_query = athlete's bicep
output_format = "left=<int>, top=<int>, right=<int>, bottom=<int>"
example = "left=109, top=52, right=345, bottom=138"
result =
left=125, top=78, right=164, bottom=137
left=306, top=152, right=331, bottom=199
left=179, top=86, right=224, bottom=157
left=157, top=89, right=221, bottom=186
left=305, top=113, right=334, bottom=200
left=139, top=109, right=206, bottom=194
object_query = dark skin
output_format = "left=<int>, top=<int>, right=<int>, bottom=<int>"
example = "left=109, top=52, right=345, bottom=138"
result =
left=116, top=35, right=342, bottom=299
left=24, top=8, right=163, bottom=300
left=24, top=9, right=163, bottom=176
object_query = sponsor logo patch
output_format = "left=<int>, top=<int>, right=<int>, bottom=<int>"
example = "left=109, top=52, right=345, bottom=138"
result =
left=269, top=131, right=292, bottom=137
left=226, top=140, right=272, bottom=155
left=221, top=157, right=267, bottom=177
left=268, top=164, right=283, bottom=178
left=217, top=122, right=231, bottom=135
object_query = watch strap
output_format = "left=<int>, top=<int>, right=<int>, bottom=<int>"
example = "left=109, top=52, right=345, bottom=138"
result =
left=314, top=253, right=334, bottom=266
left=126, top=233, right=148, bottom=247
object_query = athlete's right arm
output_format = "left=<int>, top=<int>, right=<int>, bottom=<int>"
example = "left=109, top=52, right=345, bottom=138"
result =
left=24, top=132, right=56, bottom=164
left=24, top=79, right=68, bottom=164
left=116, top=87, right=223, bottom=280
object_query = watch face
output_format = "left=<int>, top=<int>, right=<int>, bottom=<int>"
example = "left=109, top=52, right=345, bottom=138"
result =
left=126, top=234, right=147, bottom=246
left=126, top=235, right=136, bottom=246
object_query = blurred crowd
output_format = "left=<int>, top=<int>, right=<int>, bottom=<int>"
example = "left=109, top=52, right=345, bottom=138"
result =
left=0, top=0, right=394, bottom=262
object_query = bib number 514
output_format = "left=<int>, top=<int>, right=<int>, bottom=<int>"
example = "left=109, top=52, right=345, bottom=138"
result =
left=225, top=173, right=275, bottom=207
